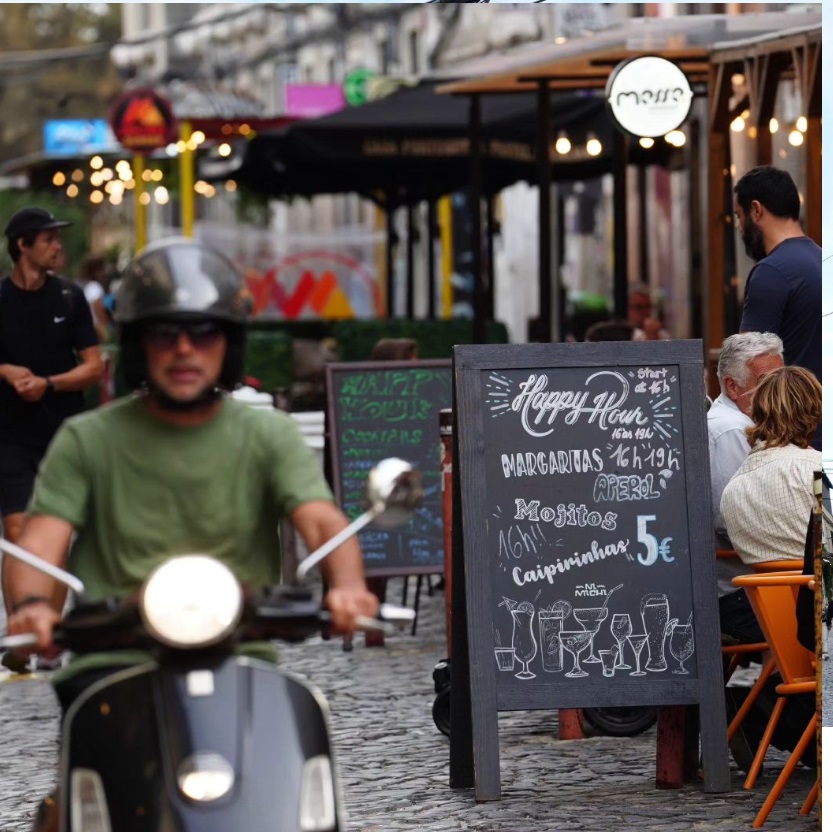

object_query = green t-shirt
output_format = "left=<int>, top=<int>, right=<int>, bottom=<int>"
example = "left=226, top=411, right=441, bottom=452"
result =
left=30, top=395, right=333, bottom=601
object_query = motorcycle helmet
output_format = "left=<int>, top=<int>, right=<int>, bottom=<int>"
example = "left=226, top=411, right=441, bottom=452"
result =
left=116, top=237, right=253, bottom=390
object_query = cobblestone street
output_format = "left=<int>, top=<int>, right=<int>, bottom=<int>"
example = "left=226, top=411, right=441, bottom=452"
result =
left=0, top=579, right=818, bottom=831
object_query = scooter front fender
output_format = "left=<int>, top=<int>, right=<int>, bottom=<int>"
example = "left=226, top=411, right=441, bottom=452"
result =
left=61, top=657, right=342, bottom=832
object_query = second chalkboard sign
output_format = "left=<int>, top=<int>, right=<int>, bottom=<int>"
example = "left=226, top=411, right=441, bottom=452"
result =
left=326, top=360, right=451, bottom=577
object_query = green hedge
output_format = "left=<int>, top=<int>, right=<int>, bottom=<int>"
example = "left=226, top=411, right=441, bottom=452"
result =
left=85, top=318, right=509, bottom=409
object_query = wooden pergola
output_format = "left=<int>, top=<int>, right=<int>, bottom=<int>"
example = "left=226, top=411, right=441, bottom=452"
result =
left=438, top=11, right=821, bottom=350
left=439, top=33, right=711, bottom=341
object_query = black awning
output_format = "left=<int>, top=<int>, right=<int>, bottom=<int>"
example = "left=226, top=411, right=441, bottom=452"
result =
left=232, top=80, right=676, bottom=207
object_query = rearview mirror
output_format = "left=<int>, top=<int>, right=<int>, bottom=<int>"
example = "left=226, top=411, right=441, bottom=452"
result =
left=364, top=458, right=424, bottom=528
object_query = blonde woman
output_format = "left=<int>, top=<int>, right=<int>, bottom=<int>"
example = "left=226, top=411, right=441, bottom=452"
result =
left=721, top=366, right=821, bottom=565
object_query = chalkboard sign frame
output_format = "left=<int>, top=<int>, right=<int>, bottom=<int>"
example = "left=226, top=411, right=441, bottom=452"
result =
left=325, top=359, right=451, bottom=578
left=452, top=341, right=729, bottom=799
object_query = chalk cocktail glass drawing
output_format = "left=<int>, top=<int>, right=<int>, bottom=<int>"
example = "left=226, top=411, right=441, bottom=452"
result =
left=640, top=593, right=670, bottom=672
left=538, top=608, right=568, bottom=673
left=668, top=623, right=694, bottom=674
left=510, top=603, right=537, bottom=679
left=559, top=630, right=593, bottom=678
left=572, top=606, right=608, bottom=663
left=610, top=613, right=633, bottom=669
left=627, top=632, right=649, bottom=677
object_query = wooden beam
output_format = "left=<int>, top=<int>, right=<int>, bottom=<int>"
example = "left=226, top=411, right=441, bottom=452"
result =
left=708, top=62, right=734, bottom=134
left=805, top=115, right=821, bottom=246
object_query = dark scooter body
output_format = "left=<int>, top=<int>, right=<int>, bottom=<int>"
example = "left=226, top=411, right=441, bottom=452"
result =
left=61, top=653, right=340, bottom=831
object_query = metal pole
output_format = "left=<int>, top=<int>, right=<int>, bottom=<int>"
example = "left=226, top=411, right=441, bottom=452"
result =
left=485, top=195, right=495, bottom=322
left=133, top=153, right=147, bottom=252
left=427, top=200, right=438, bottom=320
left=406, top=202, right=416, bottom=320
left=385, top=202, right=395, bottom=318
left=468, top=94, right=485, bottom=343
left=535, top=81, right=553, bottom=342
left=179, top=120, right=194, bottom=237
left=612, top=130, right=628, bottom=320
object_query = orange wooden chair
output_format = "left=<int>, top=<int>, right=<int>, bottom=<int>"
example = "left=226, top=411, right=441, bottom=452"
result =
left=732, top=572, right=816, bottom=828
left=715, top=550, right=789, bottom=740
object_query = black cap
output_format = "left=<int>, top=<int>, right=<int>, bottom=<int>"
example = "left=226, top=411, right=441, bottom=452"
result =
left=4, top=207, right=72, bottom=240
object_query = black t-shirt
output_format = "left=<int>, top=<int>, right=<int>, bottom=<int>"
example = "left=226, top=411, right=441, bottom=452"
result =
left=740, top=235, right=822, bottom=450
left=0, top=275, right=97, bottom=448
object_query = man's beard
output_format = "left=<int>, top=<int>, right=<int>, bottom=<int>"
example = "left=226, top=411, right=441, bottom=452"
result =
left=147, top=382, right=223, bottom=412
left=741, top=218, right=767, bottom=262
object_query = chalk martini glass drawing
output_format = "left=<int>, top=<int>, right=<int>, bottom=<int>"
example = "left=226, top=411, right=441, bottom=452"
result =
left=572, top=584, right=621, bottom=663
left=510, top=601, right=537, bottom=679
left=559, top=630, right=593, bottom=678
left=640, top=592, right=670, bottom=672
left=610, top=613, right=633, bottom=669
left=627, top=632, right=649, bottom=677
left=668, top=617, right=694, bottom=674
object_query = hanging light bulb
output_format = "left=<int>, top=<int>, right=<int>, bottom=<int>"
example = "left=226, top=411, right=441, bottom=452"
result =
left=554, top=133, right=571, bottom=155
left=788, top=130, right=804, bottom=147
left=769, top=117, right=779, bottom=134
left=796, top=116, right=807, bottom=133
left=730, top=116, right=745, bottom=133
left=586, top=135, right=602, bottom=157
left=218, top=143, right=233, bottom=157
left=52, top=172, right=66, bottom=187
left=638, top=137, right=655, bottom=149
left=664, top=130, right=686, bottom=147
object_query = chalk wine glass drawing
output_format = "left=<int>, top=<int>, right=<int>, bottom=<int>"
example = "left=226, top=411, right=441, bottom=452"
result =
left=667, top=614, right=694, bottom=674
left=610, top=613, right=633, bottom=670
left=559, top=630, right=593, bottom=678
left=640, top=592, right=670, bottom=672
left=572, top=584, right=622, bottom=663
left=510, top=601, right=538, bottom=680
left=538, top=600, right=571, bottom=673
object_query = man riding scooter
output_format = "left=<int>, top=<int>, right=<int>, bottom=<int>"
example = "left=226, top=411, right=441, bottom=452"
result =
left=5, top=237, right=380, bottom=829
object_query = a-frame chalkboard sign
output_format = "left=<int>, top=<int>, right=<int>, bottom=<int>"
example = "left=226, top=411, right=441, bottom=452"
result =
left=451, top=340, right=729, bottom=800
left=326, top=359, right=451, bottom=577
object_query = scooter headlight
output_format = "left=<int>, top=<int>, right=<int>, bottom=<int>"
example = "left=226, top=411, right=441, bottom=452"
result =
left=140, top=555, right=242, bottom=648
left=177, top=752, right=235, bottom=802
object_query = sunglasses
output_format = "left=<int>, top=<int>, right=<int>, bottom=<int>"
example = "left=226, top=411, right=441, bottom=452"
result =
left=144, top=321, right=225, bottom=351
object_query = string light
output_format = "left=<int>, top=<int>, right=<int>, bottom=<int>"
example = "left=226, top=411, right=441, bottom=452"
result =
left=554, top=134, right=571, bottom=155
left=586, top=135, right=602, bottom=157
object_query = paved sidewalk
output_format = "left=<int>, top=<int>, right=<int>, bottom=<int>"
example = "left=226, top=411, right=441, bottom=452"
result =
left=0, top=578, right=818, bottom=831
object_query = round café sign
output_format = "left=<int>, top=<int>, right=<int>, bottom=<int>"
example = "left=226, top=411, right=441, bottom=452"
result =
left=606, top=56, right=693, bottom=138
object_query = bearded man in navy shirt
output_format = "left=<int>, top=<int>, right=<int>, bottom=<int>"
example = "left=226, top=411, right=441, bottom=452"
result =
left=733, top=166, right=821, bottom=450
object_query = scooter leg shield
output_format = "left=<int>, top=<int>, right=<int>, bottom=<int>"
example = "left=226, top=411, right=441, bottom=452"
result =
left=61, top=659, right=342, bottom=831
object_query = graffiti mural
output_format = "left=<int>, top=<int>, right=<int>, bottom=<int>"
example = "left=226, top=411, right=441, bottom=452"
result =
left=244, top=251, right=383, bottom=320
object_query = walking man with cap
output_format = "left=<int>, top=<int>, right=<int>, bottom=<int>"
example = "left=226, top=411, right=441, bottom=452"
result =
left=0, top=207, right=102, bottom=615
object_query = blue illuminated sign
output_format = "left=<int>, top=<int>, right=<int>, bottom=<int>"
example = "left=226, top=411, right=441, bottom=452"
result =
left=43, top=120, right=118, bottom=155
